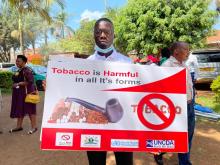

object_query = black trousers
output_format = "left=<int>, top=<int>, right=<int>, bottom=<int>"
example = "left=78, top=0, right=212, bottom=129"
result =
left=87, top=151, right=133, bottom=165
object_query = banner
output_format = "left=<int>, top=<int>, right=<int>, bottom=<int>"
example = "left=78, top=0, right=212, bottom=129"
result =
left=41, top=58, right=188, bottom=152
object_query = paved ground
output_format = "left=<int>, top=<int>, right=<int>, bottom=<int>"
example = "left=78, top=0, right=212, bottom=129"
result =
left=0, top=92, right=219, bottom=165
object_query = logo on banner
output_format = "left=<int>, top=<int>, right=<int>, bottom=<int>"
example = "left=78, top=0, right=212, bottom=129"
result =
left=137, top=94, right=176, bottom=130
left=80, top=135, right=101, bottom=148
left=111, top=139, right=139, bottom=148
left=146, top=140, right=175, bottom=148
left=55, top=132, right=73, bottom=146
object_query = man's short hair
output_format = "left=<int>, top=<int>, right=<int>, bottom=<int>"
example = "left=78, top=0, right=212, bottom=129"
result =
left=94, top=18, right=114, bottom=31
left=17, top=55, right=27, bottom=63
left=170, top=41, right=188, bottom=55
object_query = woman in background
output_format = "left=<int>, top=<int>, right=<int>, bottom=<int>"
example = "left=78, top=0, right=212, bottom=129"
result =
left=10, top=55, right=37, bottom=134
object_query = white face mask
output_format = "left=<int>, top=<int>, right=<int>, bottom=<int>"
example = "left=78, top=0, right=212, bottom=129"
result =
left=94, top=45, right=114, bottom=54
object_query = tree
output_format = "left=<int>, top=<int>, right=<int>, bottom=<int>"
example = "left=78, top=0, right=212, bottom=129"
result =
left=0, top=3, right=20, bottom=62
left=3, top=0, right=64, bottom=54
left=3, top=0, right=49, bottom=54
left=48, top=19, right=95, bottom=55
left=22, top=13, right=43, bottom=54
left=73, top=19, right=95, bottom=54
left=51, top=10, right=74, bottom=39
left=114, top=0, right=217, bottom=55
left=40, top=0, right=65, bottom=45
left=104, top=7, right=119, bottom=24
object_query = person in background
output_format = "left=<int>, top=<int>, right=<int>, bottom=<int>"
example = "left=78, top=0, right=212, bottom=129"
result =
left=153, top=47, right=171, bottom=165
left=161, top=41, right=195, bottom=165
left=159, top=47, right=171, bottom=66
left=147, top=54, right=160, bottom=65
left=87, top=17, right=133, bottom=165
left=9, top=55, right=38, bottom=134
left=186, top=53, right=199, bottom=105
left=133, top=57, right=141, bottom=64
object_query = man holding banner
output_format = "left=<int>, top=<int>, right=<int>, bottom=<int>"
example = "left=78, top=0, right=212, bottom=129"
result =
left=162, top=42, right=195, bottom=165
left=86, top=18, right=133, bottom=165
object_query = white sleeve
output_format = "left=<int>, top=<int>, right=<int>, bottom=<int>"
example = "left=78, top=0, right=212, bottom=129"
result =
left=161, top=60, right=171, bottom=67
left=193, top=60, right=199, bottom=80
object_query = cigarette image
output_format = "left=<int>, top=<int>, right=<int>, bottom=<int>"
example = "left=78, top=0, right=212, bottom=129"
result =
left=48, top=98, right=124, bottom=124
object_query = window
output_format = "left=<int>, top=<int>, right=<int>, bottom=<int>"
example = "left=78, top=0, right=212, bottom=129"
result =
left=193, top=52, right=220, bottom=63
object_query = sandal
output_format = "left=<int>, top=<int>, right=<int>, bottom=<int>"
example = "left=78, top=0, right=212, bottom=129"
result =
left=27, top=128, right=38, bottom=134
left=9, top=127, right=23, bottom=133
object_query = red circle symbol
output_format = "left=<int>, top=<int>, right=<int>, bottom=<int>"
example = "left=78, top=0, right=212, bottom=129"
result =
left=137, top=94, right=176, bottom=130
left=61, top=135, right=70, bottom=140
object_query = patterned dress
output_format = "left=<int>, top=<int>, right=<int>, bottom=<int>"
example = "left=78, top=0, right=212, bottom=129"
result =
left=10, top=67, right=36, bottom=118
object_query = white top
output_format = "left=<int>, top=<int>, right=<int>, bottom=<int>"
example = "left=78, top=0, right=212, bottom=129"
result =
left=162, top=56, right=193, bottom=101
left=88, top=49, right=132, bottom=64
left=185, top=54, right=199, bottom=80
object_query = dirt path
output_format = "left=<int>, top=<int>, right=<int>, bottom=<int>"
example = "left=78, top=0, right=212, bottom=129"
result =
left=0, top=93, right=220, bottom=165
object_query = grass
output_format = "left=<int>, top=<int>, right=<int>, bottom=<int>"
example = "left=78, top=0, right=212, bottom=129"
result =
left=1, top=88, right=11, bottom=94
left=196, top=96, right=220, bottom=113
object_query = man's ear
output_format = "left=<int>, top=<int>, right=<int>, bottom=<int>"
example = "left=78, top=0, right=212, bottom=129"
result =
left=173, top=49, right=178, bottom=56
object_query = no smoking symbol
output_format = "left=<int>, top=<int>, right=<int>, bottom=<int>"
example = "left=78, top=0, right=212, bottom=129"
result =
left=61, top=135, right=70, bottom=140
left=137, top=94, right=176, bottom=130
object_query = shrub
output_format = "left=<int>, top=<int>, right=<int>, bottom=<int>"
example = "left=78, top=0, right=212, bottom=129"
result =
left=210, top=75, right=220, bottom=101
left=0, top=71, right=13, bottom=89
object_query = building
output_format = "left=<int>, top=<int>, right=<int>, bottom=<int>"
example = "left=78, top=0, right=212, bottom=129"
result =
left=207, top=30, right=220, bottom=48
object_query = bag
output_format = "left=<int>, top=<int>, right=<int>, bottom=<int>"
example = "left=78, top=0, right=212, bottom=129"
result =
left=23, top=69, right=40, bottom=104
left=25, top=90, right=40, bottom=104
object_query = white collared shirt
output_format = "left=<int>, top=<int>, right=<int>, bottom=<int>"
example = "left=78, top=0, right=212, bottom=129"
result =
left=185, top=54, right=199, bottom=80
left=162, top=56, right=193, bottom=101
left=87, top=49, right=132, bottom=64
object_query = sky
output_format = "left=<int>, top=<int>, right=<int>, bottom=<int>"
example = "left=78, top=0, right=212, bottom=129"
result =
left=210, top=0, right=220, bottom=29
left=51, top=0, right=220, bottom=30
left=51, top=0, right=127, bottom=30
